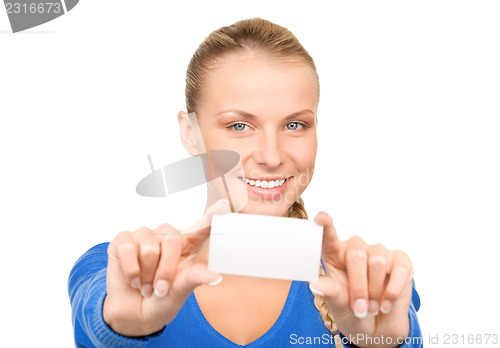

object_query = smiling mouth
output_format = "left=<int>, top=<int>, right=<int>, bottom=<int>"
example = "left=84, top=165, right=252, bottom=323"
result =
left=238, top=177, right=288, bottom=189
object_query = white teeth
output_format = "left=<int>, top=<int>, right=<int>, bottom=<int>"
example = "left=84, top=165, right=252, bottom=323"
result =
left=241, top=177, right=286, bottom=189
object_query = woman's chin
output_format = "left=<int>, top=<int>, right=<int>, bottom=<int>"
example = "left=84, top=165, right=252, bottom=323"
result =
left=236, top=202, right=289, bottom=217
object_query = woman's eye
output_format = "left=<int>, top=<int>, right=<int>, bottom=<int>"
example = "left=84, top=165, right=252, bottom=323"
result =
left=230, top=123, right=248, bottom=131
left=286, top=122, right=304, bottom=130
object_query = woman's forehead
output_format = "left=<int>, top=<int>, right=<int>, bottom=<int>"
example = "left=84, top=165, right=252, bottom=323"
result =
left=199, top=52, right=319, bottom=116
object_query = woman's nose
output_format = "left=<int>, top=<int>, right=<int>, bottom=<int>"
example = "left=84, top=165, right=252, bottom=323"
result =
left=253, top=133, right=285, bottom=168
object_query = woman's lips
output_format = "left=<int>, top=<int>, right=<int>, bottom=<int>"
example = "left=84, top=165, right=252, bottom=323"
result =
left=239, top=177, right=289, bottom=200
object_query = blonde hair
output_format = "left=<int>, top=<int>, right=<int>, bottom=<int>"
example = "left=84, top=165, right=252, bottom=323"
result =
left=185, top=17, right=319, bottom=113
left=185, top=17, right=336, bottom=334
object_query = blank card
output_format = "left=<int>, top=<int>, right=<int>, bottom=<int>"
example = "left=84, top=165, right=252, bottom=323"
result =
left=208, top=212, right=324, bottom=282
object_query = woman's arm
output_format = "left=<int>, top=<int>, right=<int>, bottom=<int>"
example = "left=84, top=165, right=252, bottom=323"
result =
left=311, top=212, right=421, bottom=348
left=68, top=200, right=230, bottom=347
left=68, top=243, right=164, bottom=347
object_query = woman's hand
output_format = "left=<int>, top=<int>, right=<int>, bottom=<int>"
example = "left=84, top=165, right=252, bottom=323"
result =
left=103, top=199, right=231, bottom=337
left=310, top=212, right=414, bottom=348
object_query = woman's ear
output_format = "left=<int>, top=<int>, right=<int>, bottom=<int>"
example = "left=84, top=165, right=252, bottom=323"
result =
left=178, top=111, right=201, bottom=156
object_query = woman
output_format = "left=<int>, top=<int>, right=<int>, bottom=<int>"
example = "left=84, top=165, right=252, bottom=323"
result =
left=69, top=18, right=422, bottom=347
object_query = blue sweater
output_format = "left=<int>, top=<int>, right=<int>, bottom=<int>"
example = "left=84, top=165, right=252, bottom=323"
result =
left=68, top=243, right=422, bottom=347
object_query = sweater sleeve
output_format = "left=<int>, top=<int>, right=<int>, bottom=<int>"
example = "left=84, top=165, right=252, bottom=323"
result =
left=68, top=243, right=165, bottom=348
left=338, top=279, right=423, bottom=348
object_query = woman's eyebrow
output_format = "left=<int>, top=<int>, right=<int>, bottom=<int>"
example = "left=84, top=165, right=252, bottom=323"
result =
left=216, top=110, right=256, bottom=120
left=215, top=109, right=314, bottom=121
left=283, top=109, right=315, bottom=121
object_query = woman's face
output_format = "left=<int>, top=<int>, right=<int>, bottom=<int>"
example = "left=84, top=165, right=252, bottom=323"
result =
left=194, top=52, right=318, bottom=217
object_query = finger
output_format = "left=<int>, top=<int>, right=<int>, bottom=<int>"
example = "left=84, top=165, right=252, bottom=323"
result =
left=180, top=198, right=231, bottom=255
left=136, top=227, right=161, bottom=297
left=167, top=263, right=221, bottom=306
left=345, top=236, right=369, bottom=319
left=367, top=243, right=389, bottom=316
left=380, top=250, right=413, bottom=315
left=152, top=224, right=182, bottom=298
left=313, top=212, right=343, bottom=260
left=110, top=231, right=141, bottom=289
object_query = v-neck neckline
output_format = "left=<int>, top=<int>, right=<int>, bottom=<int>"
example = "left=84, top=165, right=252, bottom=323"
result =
left=189, top=280, right=299, bottom=347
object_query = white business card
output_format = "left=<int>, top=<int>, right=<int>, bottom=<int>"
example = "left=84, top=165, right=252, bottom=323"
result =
left=208, top=212, right=324, bottom=282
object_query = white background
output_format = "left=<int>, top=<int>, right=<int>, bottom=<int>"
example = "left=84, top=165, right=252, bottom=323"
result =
left=1, top=1, right=499, bottom=346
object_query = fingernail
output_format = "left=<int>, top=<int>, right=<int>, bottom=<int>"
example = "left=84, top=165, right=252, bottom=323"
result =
left=154, top=280, right=169, bottom=298
left=141, top=284, right=153, bottom=297
left=380, top=300, right=392, bottom=314
left=309, top=284, right=324, bottom=297
left=353, top=299, right=368, bottom=318
left=368, top=300, right=379, bottom=316
left=216, top=199, right=230, bottom=206
left=130, top=277, right=140, bottom=289
left=208, top=275, right=223, bottom=286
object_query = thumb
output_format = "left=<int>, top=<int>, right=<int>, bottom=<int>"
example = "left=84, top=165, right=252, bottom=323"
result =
left=181, top=198, right=231, bottom=235
left=309, top=275, right=350, bottom=317
left=168, top=263, right=221, bottom=303
left=179, top=199, right=231, bottom=255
